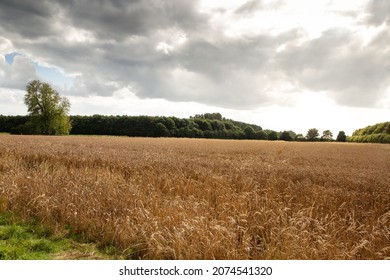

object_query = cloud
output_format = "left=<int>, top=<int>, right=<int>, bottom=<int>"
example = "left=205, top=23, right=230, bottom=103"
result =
left=0, top=37, right=14, bottom=54
left=0, top=0, right=388, bottom=113
left=0, top=55, right=39, bottom=89
left=366, top=0, right=390, bottom=25
left=150, top=35, right=279, bottom=108
left=0, top=0, right=59, bottom=39
left=58, top=0, right=208, bottom=40
left=234, top=0, right=263, bottom=16
left=0, top=87, right=26, bottom=114
left=277, top=28, right=390, bottom=107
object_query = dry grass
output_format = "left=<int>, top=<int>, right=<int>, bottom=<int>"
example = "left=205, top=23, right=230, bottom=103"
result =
left=0, top=135, right=389, bottom=259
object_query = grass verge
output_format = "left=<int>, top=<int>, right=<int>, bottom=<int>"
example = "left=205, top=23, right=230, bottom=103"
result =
left=0, top=211, right=120, bottom=260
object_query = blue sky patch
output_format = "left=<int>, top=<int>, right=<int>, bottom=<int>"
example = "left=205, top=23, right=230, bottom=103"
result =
left=33, top=62, right=74, bottom=89
left=5, top=52, right=20, bottom=65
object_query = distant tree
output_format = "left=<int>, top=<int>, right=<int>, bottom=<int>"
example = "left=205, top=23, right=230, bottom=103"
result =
left=350, top=122, right=390, bottom=143
left=210, top=120, right=225, bottom=131
left=224, top=122, right=234, bottom=130
left=194, top=119, right=212, bottom=131
left=0, top=115, right=29, bottom=133
left=336, top=131, right=347, bottom=142
left=267, top=130, right=278, bottom=141
left=295, top=134, right=305, bottom=141
left=193, top=112, right=223, bottom=120
left=190, top=127, right=204, bottom=138
left=204, top=113, right=222, bottom=120
left=286, top=130, right=297, bottom=140
left=279, top=131, right=293, bottom=141
left=255, top=130, right=267, bottom=140
left=24, top=80, right=71, bottom=135
left=155, top=123, right=169, bottom=137
left=306, top=128, right=319, bottom=141
left=157, top=117, right=176, bottom=131
left=352, top=122, right=390, bottom=136
left=321, top=130, right=333, bottom=141
left=244, top=126, right=256, bottom=139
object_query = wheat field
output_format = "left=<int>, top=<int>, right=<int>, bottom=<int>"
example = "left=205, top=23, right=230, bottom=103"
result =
left=0, top=135, right=389, bottom=259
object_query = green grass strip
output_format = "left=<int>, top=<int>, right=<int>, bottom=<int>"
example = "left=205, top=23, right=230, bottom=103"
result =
left=0, top=212, right=118, bottom=260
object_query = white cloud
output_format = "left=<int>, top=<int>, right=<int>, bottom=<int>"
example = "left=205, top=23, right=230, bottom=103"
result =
left=0, top=87, right=26, bottom=115
left=0, top=36, right=13, bottom=54
left=64, top=27, right=96, bottom=43
left=0, top=55, right=38, bottom=89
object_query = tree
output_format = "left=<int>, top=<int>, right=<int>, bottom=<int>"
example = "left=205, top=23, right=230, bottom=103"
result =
left=244, top=126, right=256, bottom=139
left=279, top=131, right=293, bottom=141
left=24, top=80, right=71, bottom=135
left=193, top=112, right=223, bottom=120
left=306, top=128, right=319, bottom=141
left=194, top=119, right=212, bottom=131
left=336, top=131, right=347, bottom=142
left=321, top=130, right=333, bottom=141
left=295, top=134, right=305, bottom=141
left=255, top=130, right=267, bottom=140
left=155, top=123, right=169, bottom=137
left=267, top=130, right=278, bottom=141
left=286, top=130, right=297, bottom=140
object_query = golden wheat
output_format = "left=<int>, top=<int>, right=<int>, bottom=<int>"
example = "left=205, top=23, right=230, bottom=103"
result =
left=0, top=135, right=389, bottom=259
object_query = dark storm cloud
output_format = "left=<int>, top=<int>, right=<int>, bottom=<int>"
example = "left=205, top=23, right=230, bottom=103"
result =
left=58, top=0, right=208, bottom=40
left=0, top=0, right=58, bottom=39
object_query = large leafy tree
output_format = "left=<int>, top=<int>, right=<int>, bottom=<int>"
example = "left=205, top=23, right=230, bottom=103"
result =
left=244, top=126, right=256, bottom=139
left=267, top=130, right=278, bottom=141
left=321, top=130, right=333, bottom=141
left=24, top=80, right=71, bottom=135
left=306, top=128, right=319, bottom=141
left=336, top=131, right=347, bottom=142
left=279, top=130, right=293, bottom=141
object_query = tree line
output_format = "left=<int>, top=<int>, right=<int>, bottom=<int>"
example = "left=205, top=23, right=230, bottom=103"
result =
left=0, top=113, right=350, bottom=142
left=0, top=113, right=267, bottom=140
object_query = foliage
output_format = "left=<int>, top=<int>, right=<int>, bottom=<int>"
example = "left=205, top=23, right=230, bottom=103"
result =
left=65, top=114, right=263, bottom=140
left=295, top=134, right=305, bottom=141
left=336, top=131, right=347, bottom=142
left=243, top=126, right=256, bottom=139
left=349, top=133, right=390, bottom=144
left=267, top=130, right=278, bottom=141
left=255, top=130, right=267, bottom=140
left=193, top=119, right=212, bottom=131
left=7, top=111, right=388, bottom=144
left=321, top=130, right=333, bottom=141
left=22, top=80, right=71, bottom=135
left=306, top=128, right=319, bottom=141
left=350, top=122, right=390, bottom=143
left=192, top=112, right=223, bottom=120
left=0, top=115, right=29, bottom=133
left=352, top=122, right=390, bottom=136
left=154, top=123, right=170, bottom=137
left=279, top=131, right=293, bottom=141
left=286, top=130, right=297, bottom=140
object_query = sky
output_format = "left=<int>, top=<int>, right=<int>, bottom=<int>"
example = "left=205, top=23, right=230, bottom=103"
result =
left=0, top=0, right=389, bottom=135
